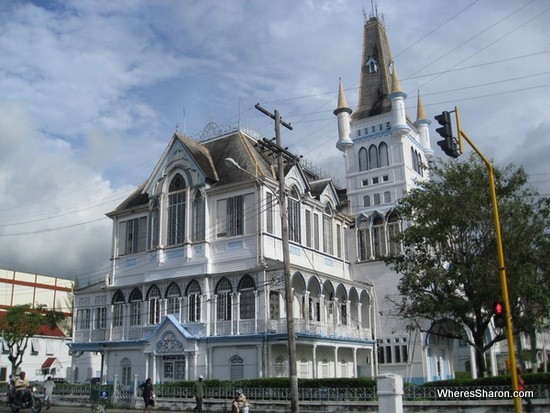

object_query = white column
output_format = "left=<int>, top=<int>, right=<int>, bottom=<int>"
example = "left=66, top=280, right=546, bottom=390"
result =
left=352, top=347, right=357, bottom=378
left=312, top=345, right=317, bottom=378
left=377, top=373, right=403, bottom=413
left=333, top=346, right=339, bottom=378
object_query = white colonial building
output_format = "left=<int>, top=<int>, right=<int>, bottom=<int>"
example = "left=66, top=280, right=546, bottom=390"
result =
left=70, top=127, right=376, bottom=385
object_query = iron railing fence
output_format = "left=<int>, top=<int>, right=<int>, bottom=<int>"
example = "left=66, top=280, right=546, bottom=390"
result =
left=1, top=383, right=549, bottom=402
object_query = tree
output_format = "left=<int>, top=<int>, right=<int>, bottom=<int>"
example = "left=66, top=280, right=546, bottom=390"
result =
left=385, top=154, right=550, bottom=377
left=0, top=304, right=66, bottom=375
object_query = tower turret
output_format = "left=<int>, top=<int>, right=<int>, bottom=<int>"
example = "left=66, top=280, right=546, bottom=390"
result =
left=388, top=66, right=410, bottom=137
left=414, top=91, right=433, bottom=157
left=334, top=78, right=353, bottom=153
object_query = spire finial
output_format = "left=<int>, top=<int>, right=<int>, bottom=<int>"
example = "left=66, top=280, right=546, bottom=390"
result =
left=390, top=63, right=403, bottom=94
left=416, top=91, right=427, bottom=121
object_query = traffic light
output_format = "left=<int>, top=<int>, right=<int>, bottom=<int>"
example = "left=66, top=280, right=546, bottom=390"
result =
left=434, top=111, right=460, bottom=158
left=493, top=300, right=505, bottom=329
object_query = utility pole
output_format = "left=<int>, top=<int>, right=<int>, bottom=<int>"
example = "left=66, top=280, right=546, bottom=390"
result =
left=255, top=103, right=299, bottom=413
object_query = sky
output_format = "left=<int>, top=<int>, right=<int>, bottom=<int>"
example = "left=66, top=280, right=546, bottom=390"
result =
left=0, top=0, right=549, bottom=284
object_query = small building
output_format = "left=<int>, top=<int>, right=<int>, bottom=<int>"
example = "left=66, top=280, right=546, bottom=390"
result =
left=0, top=269, right=73, bottom=382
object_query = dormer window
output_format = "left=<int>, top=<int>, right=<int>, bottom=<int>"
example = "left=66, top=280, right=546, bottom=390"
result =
left=366, top=56, right=378, bottom=74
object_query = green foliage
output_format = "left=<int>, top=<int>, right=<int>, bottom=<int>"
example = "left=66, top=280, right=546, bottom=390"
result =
left=420, top=372, right=550, bottom=387
left=0, top=304, right=67, bottom=375
left=384, top=155, right=550, bottom=377
left=158, top=377, right=376, bottom=390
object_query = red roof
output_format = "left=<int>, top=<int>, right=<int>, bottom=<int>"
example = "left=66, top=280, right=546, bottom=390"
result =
left=42, top=357, right=57, bottom=369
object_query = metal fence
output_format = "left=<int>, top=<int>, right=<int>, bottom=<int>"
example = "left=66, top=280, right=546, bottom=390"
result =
left=1, top=383, right=549, bottom=403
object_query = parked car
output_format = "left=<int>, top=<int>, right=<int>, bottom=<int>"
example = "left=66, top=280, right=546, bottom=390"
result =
left=85, top=377, right=101, bottom=385
left=52, top=378, right=69, bottom=384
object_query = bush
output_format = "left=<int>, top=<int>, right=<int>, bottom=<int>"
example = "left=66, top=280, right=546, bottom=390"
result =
left=421, top=372, right=550, bottom=387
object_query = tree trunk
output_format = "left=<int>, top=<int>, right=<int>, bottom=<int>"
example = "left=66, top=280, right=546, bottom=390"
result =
left=474, top=334, right=488, bottom=377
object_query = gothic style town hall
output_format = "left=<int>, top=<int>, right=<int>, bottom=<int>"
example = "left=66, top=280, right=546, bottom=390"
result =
left=70, top=14, right=462, bottom=386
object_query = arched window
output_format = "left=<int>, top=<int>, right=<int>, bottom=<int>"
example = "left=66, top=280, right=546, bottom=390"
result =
left=363, top=195, right=371, bottom=207
left=358, top=147, right=368, bottom=171
left=372, top=215, right=386, bottom=259
left=288, top=187, right=301, bottom=243
left=147, top=285, right=161, bottom=325
left=411, top=147, right=418, bottom=173
left=129, top=288, right=143, bottom=326
left=379, top=142, right=389, bottom=167
left=368, top=144, right=379, bottom=170
left=275, top=355, right=286, bottom=377
left=417, top=152, right=424, bottom=176
left=216, top=278, right=232, bottom=321
left=112, top=290, right=125, bottom=328
left=166, top=283, right=181, bottom=316
left=384, top=191, right=391, bottom=203
left=373, top=193, right=381, bottom=205
left=168, top=173, right=186, bottom=246
left=387, top=212, right=401, bottom=255
left=186, top=280, right=201, bottom=322
left=149, top=198, right=160, bottom=250
left=229, top=355, right=244, bottom=380
left=323, top=204, right=333, bottom=255
left=357, top=219, right=370, bottom=261
left=192, top=190, right=205, bottom=241
left=238, top=275, right=256, bottom=320
left=120, top=358, right=131, bottom=386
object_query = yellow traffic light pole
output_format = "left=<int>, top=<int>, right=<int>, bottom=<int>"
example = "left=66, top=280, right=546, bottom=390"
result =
left=454, top=106, right=521, bottom=413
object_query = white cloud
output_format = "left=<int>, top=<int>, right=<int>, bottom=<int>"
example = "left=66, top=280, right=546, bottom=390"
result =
left=0, top=0, right=548, bottom=280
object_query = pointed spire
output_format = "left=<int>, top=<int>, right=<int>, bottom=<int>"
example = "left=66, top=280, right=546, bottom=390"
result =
left=390, top=64, right=403, bottom=94
left=353, top=17, right=394, bottom=120
left=334, top=78, right=352, bottom=115
left=416, top=91, right=427, bottom=121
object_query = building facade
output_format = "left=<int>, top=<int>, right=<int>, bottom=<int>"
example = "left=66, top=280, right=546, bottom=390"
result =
left=70, top=128, right=376, bottom=385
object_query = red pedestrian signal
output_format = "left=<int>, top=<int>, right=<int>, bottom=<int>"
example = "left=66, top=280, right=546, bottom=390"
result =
left=493, top=300, right=505, bottom=329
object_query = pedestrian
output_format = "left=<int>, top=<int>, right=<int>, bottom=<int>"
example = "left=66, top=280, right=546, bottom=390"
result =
left=517, top=367, right=533, bottom=413
left=193, top=375, right=205, bottom=413
left=232, top=389, right=248, bottom=413
left=43, top=376, right=56, bottom=410
left=140, top=378, right=154, bottom=413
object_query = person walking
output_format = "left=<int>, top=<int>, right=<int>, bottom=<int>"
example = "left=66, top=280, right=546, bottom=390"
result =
left=517, top=367, right=533, bottom=413
left=140, top=378, right=154, bottom=413
left=193, top=375, right=205, bottom=413
left=43, top=376, right=56, bottom=410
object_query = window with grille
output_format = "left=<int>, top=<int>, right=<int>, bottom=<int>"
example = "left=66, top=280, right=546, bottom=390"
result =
left=113, top=290, right=125, bottom=327
left=167, top=173, right=186, bottom=245
left=120, top=216, right=147, bottom=255
left=323, top=204, right=333, bottom=255
left=288, top=188, right=301, bottom=243
left=95, top=307, right=107, bottom=329
left=187, top=280, right=202, bottom=322
left=216, top=278, right=232, bottom=320
left=148, top=285, right=161, bottom=325
left=129, top=288, right=142, bottom=326
left=166, top=283, right=181, bottom=316
left=269, top=291, right=280, bottom=320
left=229, top=355, right=244, bottom=380
left=239, top=275, right=256, bottom=320
left=192, top=191, right=205, bottom=241
left=275, top=355, right=286, bottom=377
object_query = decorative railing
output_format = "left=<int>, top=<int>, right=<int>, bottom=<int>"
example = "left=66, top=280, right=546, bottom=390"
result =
left=75, top=318, right=372, bottom=343
left=2, top=384, right=549, bottom=403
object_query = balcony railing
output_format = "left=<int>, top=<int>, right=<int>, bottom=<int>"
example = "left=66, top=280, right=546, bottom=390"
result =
left=74, top=318, right=372, bottom=343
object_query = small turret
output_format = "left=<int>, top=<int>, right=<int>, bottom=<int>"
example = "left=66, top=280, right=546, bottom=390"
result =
left=414, top=91, right=433, bottom=157
left=388, top=65, right=410, bottom=137
left=334, top=78, right=353, bottom=153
